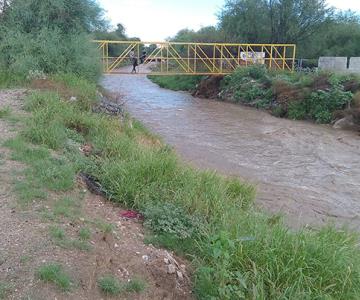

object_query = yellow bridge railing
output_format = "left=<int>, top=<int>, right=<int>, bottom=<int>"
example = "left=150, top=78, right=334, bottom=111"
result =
left=95, top=40, right=296, bottom=75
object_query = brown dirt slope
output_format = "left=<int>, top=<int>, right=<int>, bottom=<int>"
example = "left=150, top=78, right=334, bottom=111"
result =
left=0, top=90, right=192, bottom=300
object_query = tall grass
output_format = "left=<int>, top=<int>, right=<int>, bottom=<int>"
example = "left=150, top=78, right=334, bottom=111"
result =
left=17, top=78, right=360, bottom=299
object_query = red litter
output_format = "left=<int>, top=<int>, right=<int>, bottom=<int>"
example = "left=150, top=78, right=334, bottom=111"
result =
left=119, top=210, right=143, bottom=220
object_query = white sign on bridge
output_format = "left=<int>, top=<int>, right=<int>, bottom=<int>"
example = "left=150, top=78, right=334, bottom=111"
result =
left=240, top=52, right=265, bottom=64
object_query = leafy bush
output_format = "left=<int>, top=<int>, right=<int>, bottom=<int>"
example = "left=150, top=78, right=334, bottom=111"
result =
left=288, top=84, right=352, bottom=123
left=143, top=202, right=206, bottom=239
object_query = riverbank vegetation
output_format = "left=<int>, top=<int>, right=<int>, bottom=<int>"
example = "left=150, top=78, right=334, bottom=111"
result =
left=148, top=75, right=203, bottom=91
left=11, top=74, right=360, bottom=299
left=2, top=0, right=360, bottom=299
left=149, top=66, right=360, bottom=126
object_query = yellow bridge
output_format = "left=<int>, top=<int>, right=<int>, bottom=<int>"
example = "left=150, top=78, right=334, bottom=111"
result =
left=95, top=40, right=296, bottom=75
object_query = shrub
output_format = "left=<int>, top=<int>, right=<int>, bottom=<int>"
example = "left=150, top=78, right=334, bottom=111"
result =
left=288, top=85, right=353, bottom=123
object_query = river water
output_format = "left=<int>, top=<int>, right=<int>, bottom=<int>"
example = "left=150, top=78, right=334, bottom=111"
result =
left=102, top=74, right=360, bottom=229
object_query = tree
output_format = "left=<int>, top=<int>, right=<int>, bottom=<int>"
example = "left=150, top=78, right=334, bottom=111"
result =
left=219, top=0, right=331, bottom=44
left=2, top=0, right=107, bottom=34
left=115, top=23, right=126, bottom=38
left=0, top=0, right=108, bottom=79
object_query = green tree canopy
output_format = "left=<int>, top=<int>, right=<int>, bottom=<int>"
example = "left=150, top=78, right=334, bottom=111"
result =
left=0, top=0, right=107, bottom=80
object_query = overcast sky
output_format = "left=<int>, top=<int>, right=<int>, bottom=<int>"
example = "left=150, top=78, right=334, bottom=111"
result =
left=99, top=0, right=360, bottom=41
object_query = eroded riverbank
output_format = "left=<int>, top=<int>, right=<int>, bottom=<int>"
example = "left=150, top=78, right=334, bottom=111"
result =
left=102, top=74, right=360, bottom=229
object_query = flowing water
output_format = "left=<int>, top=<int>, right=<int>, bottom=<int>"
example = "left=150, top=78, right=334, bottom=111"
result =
left=102, top=74, right=360, bottom=229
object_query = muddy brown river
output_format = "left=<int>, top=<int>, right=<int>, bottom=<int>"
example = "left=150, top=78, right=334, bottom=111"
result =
left=102, top=74, right=360, bottom=229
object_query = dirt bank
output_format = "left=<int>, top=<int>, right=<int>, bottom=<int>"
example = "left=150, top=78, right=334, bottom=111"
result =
left=0, top=90, right=192, bottom=299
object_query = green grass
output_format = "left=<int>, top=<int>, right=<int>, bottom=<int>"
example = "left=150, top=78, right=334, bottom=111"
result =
left=148, top=75, right=203, bottom=91
left=52, top=196, right=80, bottom=219
left=98, top=276, right=122, bottom=295
left=49, top=226, right=66, bottom=240
left=98, top=276, right=146, bottom=295
left=78, top=227, right=91, bottom=240
left=37, top=263, right=72, bottom=291
left=48, top=222, right=91, bottom=251
left=8, top=77, right=360, bottom=299
left=0, top=71, right=26, bottom=88
left=0, top=282, right=11, bottom=300
left=124, top=278, right=146, bottom=293
left=14, top=180, right=48, bottom=207
left=0, top=106, right=11, bottom=118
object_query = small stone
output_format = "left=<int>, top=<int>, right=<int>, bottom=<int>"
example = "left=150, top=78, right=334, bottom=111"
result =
left=79, top=217, right=85, bottom=222
left=135, top=251, right=140, bottom=255
left=176, top=271, right=184, bottom=281
left=69, top=96, right=77, bottom=102
left=114, top=243, right=119, bottom=248
left=142, top=255, right=149, bottom=262
left=180, top=264, right=186, bottom=270
left=167, top=264, right=176, bottom=274
left=164, top=258, right=170, bottom=264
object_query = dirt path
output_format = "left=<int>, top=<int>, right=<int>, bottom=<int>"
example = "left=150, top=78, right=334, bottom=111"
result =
left=0, top=90, right=192, bottom=299
left=102, top=74, right=360, bottom=230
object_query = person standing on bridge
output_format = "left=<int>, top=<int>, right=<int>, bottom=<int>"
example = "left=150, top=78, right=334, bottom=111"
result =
left=140, top=51, right=147, bottom=64
left=130, top=50, right=138, bottom=73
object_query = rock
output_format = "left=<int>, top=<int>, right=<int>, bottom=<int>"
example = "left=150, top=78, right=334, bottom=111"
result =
left=167, top=264, right=176, bottom=274
left=333, top=115, right=357, bottom=130
left=69, top=96, right=77, bottom=102
left=176, top=271, right=184, bottom=281
left=164, top=258, right=170, bottom=264
left=114, top=243, right=119, bottom=248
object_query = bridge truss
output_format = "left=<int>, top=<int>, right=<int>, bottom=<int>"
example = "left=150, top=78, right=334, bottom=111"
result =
left=95, top=40, right=296, bottom=75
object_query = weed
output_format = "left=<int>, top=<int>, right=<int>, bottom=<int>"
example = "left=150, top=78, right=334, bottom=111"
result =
left=37, top=263, right=72, bottom=291
left=20, top=255, right=32, bottom=264
left=69, top=239, right=91, bottom=251
left=124, top=278, right=146, bottom=293
left=49, top=226, right=66, bottom=240
left=78, top=227, right=91, bottom=240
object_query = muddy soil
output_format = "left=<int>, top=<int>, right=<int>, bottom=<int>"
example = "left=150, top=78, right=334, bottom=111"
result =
left=0, top=90, right=192, bottom=300
left=102, top=74, right=360, bottom=230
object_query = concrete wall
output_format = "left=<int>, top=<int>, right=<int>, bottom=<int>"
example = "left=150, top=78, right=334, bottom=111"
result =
left=318, top=57, right=360, bottom=73
left=318, top=57, right=347, bottom=72
left=349, top=57, right=360, bottom=73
